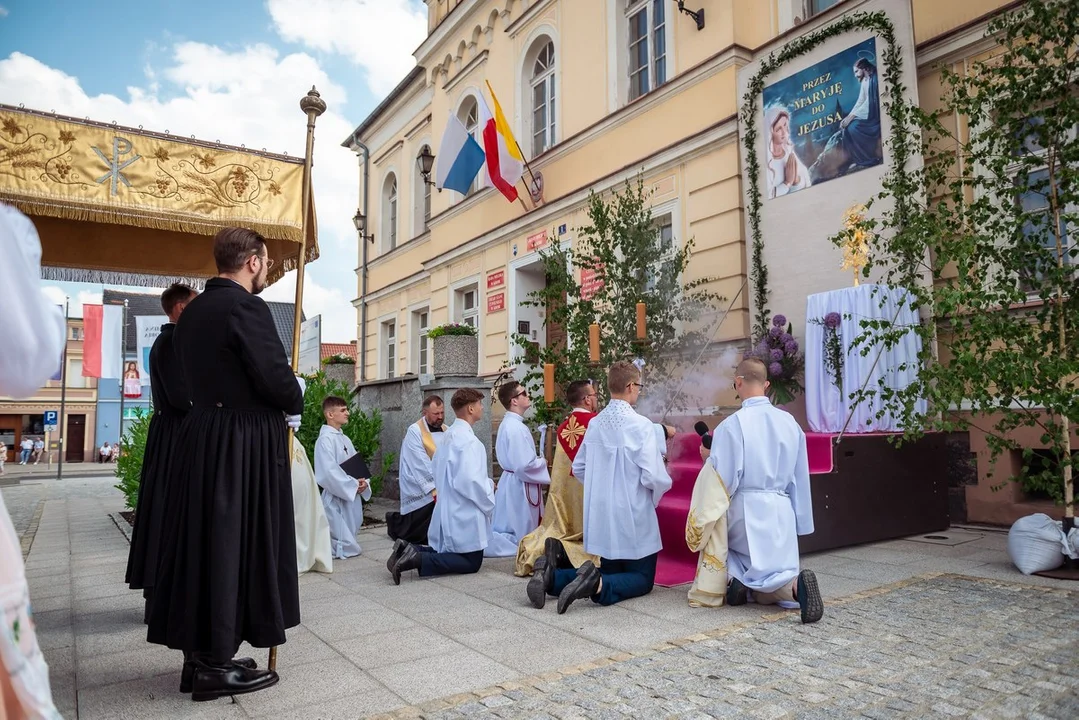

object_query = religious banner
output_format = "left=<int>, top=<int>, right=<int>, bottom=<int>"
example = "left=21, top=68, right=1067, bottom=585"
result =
left=0, top=105, right=317, bottom=287
left=760, top=37, right=882, bottom=199
left=135, top=315, right=168, bottom=386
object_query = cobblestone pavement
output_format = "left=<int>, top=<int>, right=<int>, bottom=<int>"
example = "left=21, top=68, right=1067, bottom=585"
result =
left=2, top=480, right=48, bottom=537
left=372, top=575, right=1078, bottom=720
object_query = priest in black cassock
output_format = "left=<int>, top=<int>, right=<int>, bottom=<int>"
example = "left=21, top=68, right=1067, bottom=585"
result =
left=146, top=227, right=305, bottom=702
left=125, top=282, right=197, bottom=618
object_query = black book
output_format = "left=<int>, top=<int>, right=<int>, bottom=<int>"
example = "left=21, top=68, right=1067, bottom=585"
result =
left=339, top=453, right=371, bottom=480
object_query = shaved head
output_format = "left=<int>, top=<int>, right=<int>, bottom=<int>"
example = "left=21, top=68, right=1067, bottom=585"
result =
left=736, top=357, right=768, bottom=384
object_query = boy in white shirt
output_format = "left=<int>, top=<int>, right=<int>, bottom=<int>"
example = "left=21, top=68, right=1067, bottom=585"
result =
left=314, top=396, right=372, bottom=559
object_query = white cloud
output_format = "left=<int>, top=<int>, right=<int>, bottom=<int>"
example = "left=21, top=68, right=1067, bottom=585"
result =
left=0, top=7, right=9, bottom=18
left=261, top=270, right=355, bottom=343
left=0, top=44, right=361, bottom=341
left=267, top=0, right=426, bottom=96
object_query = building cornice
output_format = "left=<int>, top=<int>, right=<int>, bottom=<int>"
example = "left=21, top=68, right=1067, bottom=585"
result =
left=415, top=0, right=484, bottom=65
left=443, top=50, right=490, bottom=94
left=504, top=0, right=554, bottom=38
left=405, top=114, right=433, bottom=141
left=341, top=67, right=426, bottom=149
left=914, top=13, right=1005, bottom=72
left=372, top=140, right=404, bottom=167
left=422, top=116, right=738, bottom=276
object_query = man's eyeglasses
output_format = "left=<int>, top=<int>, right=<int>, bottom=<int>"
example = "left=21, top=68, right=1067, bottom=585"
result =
left=732, top=375, right=744, bottom=390
left=629, top=382, right=644, bottom=390
left=514, top=390, right=528, bottom=400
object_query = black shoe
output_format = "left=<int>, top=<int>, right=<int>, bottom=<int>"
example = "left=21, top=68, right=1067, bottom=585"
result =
left=727, top=578, right=748, bottom=606
left=544, top=537, right=569, bottom=569
left=190, top=661, right=278, bottom=702
left=797, top=570, right=824, bottom=624
left=557, top=561, right=601, bottom=615
left=392, top=543, right=421, bottom=585
left=180, top=657, right=257, bottom=693
left=527, top=556, right=550, bottom=609
left=387, top=538, right=408, bottom=574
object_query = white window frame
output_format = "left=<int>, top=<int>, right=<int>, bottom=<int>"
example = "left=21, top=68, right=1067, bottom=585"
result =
left=382, top=169, right=399, bottom=253
left=998, top=118, right=1077, bottom=297
left=449, top=275, right=483, bottom=339
left=410, top=304, right=432, bottom=376
left=605, top=0, right=675, bottom=112
left=379, top=315, right=398, bottom=380
left=528, top=37, right=557, bottom=157
left=507, top=238, right=573, bottom=369
left=805, top=0, right=843, bottom=18
left=645, top=198, right=681, bottom=292
left=626, top=0, right=668, bottom=102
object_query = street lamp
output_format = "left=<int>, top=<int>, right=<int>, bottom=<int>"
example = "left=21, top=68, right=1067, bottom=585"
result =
left=675, top=0, right=705, bottom=30
left=416, top=145, right=436, bottom=188
left=353, top=208, right=374, bottom=244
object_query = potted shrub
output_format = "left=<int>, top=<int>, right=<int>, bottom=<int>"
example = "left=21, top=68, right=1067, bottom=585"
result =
left=321, top=352, right=356, bottom=385
left=428, top=322, right=478, bottom=376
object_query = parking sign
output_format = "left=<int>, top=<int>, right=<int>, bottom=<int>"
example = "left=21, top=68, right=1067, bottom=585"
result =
left=44, top=410, right=58, bottom=431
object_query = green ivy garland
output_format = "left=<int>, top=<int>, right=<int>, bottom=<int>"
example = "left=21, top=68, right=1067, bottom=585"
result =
left=741, top=11, right=912, bottom=339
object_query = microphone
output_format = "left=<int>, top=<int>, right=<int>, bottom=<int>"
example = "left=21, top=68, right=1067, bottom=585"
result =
left=693, top=421, right=709, bottom=437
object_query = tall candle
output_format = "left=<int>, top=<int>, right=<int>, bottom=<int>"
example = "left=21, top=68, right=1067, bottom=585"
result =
left=589, top=323, right=600, bottom=363
left=543, top=363, right=555, bottom=403
left=636, top=302, right=646, bottom=340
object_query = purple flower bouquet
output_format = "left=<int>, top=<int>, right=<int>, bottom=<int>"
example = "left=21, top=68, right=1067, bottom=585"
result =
left=809, top=312, right=844, bottom=392
left=749, top=314, right=805, bottom=406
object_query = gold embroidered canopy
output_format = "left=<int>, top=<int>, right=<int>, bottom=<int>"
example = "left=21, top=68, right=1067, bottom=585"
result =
left=0, top=104, right=318, bottom=288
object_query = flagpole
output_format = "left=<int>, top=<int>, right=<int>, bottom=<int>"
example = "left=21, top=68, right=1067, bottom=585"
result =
left=117, top=300, right=129, bottom=450
left=271, top=85, right=325, bottom=674
left=57, top=298, right=69, bottom=481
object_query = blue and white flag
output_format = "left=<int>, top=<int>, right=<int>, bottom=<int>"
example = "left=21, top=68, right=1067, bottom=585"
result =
left=435, top=111, right=486, bottom=195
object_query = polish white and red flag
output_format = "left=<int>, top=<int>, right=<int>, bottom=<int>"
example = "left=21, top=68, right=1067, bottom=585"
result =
left=82, top=303, right=123, bottom=378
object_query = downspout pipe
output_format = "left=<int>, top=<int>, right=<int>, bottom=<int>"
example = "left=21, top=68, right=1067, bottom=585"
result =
left=345, top=133, right=371, bottom=382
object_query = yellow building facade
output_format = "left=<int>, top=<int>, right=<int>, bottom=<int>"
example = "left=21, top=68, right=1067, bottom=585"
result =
left=346, top=0, right=1015, bottom=387
left=0, top=318, right=99, bottom=465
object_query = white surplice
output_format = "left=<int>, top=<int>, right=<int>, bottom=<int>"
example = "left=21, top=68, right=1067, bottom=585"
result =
left=487, top=412, right=551, bottom=557
left=314, top=425, right=373, bottom=559
left=427, top=420, right=495, bottom=554
left=292, top=436, right=333, bottom=573
left=572, top=399, right=673, bottom=560
left=709, top=396, right=814, bottom=594
left=398, top=418, right=444, bottom=514
left=0, top=204, right=64, bottom=399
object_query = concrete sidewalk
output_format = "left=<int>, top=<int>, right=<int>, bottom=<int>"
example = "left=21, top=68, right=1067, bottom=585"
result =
left=10, top=477, right=1076, bottom=719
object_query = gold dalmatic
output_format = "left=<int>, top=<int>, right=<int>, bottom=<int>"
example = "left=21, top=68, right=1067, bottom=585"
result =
left=514, top=411, right=598, bottom=576
left=685, top=461, right=731, bottom=607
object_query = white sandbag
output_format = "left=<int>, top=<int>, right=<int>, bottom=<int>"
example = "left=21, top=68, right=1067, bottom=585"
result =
left=1007, top=513, right=1065, bottom=575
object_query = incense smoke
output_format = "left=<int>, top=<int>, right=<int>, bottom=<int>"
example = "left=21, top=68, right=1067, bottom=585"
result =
left=637, top=346, right=744, bottom=427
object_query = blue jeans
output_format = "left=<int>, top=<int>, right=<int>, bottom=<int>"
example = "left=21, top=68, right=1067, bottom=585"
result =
left=551, top=552, right=658, bottom=606
left=415, top=546, right=484, bottom=577
left=20, top=449, right=31, bottom=464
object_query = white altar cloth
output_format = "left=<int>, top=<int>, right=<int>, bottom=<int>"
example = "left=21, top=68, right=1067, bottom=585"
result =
left=805, top=284, right=927, bottom=433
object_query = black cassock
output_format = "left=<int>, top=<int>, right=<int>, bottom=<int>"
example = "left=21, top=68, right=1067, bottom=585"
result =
left=146, top=278, right=304, bottom=660
left=125, top=323, right=188, bottom=605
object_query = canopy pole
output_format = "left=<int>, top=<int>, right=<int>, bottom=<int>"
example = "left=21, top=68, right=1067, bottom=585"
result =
left=272, top=86, right=325, bottom=674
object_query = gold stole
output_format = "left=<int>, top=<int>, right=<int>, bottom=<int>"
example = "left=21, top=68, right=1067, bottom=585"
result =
left=685, top=461, right=731, bottom=608
left=416, top=419, right=437, bottom=459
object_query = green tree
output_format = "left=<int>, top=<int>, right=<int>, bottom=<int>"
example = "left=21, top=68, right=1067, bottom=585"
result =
left=297, top=371, right=393, bottom=496
left=509, top=176, right=722, bottom=427
left=114, top=407, right=151, bottom=511
left=840, top=0, right=1077, bottom=517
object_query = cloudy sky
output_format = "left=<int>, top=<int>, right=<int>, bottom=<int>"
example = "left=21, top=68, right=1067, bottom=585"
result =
left=0, top=0, right=427, bottom=341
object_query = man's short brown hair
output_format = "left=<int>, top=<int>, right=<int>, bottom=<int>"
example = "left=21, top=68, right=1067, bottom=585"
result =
left=322, top=395, right=347, bottom=414
left=565, top=380, right=592, bottom=407
left=737, top=356, right=769, bottom=384
left=451, top=387, right=484, bottom=412
left=214, top=227, right=266, bottom=274
left=422, top=395, right=443, bottom=409
left=160, top=283, right=196, bottom=315
left=607, top=360, right=640, bottom=394
left=497, top=381, right=522, bottom=410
